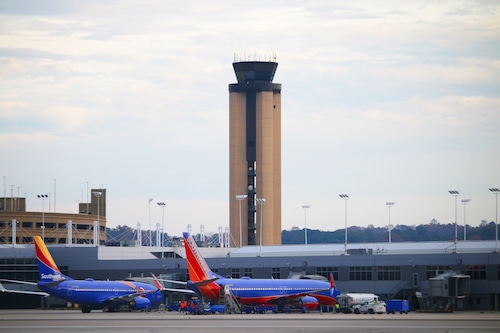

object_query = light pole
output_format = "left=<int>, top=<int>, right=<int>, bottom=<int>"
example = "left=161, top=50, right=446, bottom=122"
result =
left=339, top=194, right=349, bottom=255
left=490, top=188, right=499, bottom=252
left=236, top=195, right=248, bottom=247
left=37, top=194, right=48, bottom=241
left=86, top=181, right=89, bottom=214
left=92, top=191, right=101, bottom=244
left=148, top=198, right=153, bottom=247
left=256, top=198, right=266, bottom=256
left=461, top=199, right=471, bottom=241
left=386, top=202, right=396, bottom=243
left=3, top=176, right=5, bottom=213
left=157, top=202, right=166, bottom=256
left=302, top=205, right=310, bottom=245
left=449, top=190, right=460, bottom=253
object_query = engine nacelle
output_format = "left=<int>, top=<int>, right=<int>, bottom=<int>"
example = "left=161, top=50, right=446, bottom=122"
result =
left=130, top=296, right=152, bottom=311
left=300, top=296, right=319, bottom=311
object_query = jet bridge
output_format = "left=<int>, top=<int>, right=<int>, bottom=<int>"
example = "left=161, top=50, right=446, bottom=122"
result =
left=416, top=271, right=470, bottom=312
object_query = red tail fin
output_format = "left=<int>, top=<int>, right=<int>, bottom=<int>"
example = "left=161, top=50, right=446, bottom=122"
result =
left=182, top=232, right=221, bottom=300
left=182, top=232, right=216, bottom=282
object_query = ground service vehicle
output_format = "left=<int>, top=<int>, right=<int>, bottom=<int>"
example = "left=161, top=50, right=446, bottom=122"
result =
left=386, top=299, right=410, bottom=314
left=352, top=301, right=386, bottom=314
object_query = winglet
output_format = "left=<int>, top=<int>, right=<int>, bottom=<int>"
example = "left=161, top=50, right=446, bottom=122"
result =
left=329, top=272, right=335, bottom=289
left=150, top=272, right=163, bottom=290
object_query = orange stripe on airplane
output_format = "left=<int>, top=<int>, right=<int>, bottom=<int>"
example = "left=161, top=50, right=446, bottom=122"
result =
left=34, top=236, right=60, bottom=272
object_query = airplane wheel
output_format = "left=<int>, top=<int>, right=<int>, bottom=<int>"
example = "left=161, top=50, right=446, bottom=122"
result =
left=82, top=306, right=91, bottom=313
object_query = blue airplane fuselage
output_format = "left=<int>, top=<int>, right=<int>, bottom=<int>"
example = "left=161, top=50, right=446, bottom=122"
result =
left=38, top=279, right=163, bottom=309
left=212, top=277, right=336, bottom=305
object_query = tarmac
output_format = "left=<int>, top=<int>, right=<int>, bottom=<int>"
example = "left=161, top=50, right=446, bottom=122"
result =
left=1, top=309, right=499, bottom=333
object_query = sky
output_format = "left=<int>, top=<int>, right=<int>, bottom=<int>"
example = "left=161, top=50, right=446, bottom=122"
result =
left=1, top=1, right=499, bottom=240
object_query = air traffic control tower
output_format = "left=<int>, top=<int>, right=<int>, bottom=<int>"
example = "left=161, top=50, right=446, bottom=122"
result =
left=229, top=59, right=282, bottom=247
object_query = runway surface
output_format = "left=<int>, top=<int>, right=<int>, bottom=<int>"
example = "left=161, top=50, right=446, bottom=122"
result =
left=1, top=309, right=499, bottom=333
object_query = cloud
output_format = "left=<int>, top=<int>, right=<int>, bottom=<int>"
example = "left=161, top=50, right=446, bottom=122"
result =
left=0, top=1, right=499, bottom=237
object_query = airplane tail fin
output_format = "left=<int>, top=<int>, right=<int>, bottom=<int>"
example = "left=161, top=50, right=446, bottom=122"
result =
left=329, top=272, right=340, bottom=298
left=34, top=236, right=71, bottom=283
left=182, top=232, right=221, bottom=299
left=182, top=232, right=218, bottom=283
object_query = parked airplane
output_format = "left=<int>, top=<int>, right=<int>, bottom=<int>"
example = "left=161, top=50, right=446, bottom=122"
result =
left=182, top=232, right=340, bottom=311
left=34, top=236, right=165, bottom=313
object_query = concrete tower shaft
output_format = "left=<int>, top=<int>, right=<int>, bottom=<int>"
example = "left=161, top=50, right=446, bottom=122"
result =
left=229, top=61, right=282, bottom=246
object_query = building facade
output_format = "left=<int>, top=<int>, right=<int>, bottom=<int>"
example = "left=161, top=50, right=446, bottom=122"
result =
left=229, top=61, right=282, bottom=246
left=0, top=240, right=499, bottom=311
left=0, top=189, right=107, bottom=245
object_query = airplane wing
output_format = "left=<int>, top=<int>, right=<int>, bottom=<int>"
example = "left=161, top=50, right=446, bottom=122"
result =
left=99, top=287, right=160, bottom=306
left=192, top=277, right=219, bottom=287
left=149, top=273, right=194, bottom=294
left=155, top=278, right=188, bottom=286
left=156, top=287, right=194, bottom=293
left=0, top=280, right=49, bottom=297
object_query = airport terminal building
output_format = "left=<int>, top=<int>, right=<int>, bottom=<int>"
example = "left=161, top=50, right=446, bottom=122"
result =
left=1, top=60, right=499, bottom=311
left=1, top=238, right=499, bottom=311
left=0, top=189, right=107, bottom=246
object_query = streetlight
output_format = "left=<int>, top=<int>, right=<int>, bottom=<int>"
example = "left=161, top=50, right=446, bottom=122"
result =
left=386, top=202, right=396, bottom=243
left=92, top=191, right=101, bottom=245
left=490, top=188, right=499, bottom=252
left=339, top=194, right=349, bottom=255
left=449, top=190, right=460, bottom=253
left=236, top=195, right=248, bottom=247
left=461, top=199, right=471, bottom=241
left=302, top=205, right=311, bottom=245
left=157, top=202, right=166, bottom=256
left=148, top=198, right=153, bottom=247
left=37, top=194, right=48, bottom=241
left=256, top=198, right=266, bottom=256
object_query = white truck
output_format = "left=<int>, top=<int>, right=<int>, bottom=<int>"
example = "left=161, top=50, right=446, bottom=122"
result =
left=337, top=293, right=382, bottom=313
left=352, top=301, right=386, bottom=314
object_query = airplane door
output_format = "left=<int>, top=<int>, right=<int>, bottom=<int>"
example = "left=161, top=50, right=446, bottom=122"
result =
left=413, top=273, right=418, bottom=287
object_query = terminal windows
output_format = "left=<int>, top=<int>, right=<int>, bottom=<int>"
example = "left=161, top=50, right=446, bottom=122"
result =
left=271, top=267, right=280, bottom=279
left=243, top=268, right=253, bottom=278
left=426, top=265, right=452, bottom=279
left=316, top=266, right=338, bottom=280
left=466, top=265, right=486, bottom=280
left=377, top=266, right=401, bottom=280
left=231, top=268, right=240, bottom=279
left=349, top=266, right=372, bottom=281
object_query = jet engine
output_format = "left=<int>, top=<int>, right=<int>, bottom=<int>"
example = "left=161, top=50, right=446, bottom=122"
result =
left=130, top=296, right=152, bottom=311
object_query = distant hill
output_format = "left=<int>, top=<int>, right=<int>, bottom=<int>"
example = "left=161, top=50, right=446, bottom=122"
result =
left=282, top=220, right=496, bottom=244
left=106, top=220, right=497, bottom=246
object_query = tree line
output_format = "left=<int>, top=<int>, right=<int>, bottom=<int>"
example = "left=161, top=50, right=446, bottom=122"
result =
left=282, top=220, right=497, bottom=244
left=106, top=220, right=497, bottom=245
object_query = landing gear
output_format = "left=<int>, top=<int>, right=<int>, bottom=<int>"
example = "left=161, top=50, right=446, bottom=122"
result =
left=82, top=305, right=92, bottom=313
